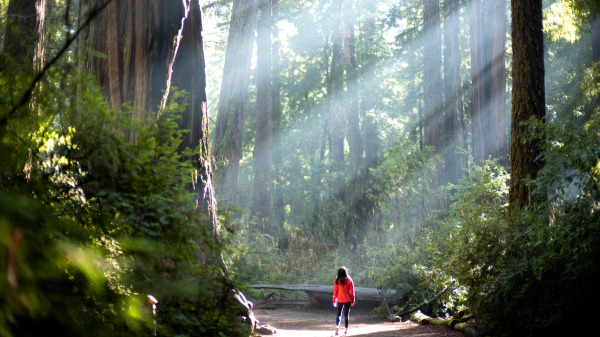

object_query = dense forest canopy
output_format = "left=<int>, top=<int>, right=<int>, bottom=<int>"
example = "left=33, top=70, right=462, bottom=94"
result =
left=1, top=0, right=600, bottom=336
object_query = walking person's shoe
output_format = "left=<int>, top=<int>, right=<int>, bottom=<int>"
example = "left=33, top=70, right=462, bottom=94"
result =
left=334, top=327, right=339, bottom=336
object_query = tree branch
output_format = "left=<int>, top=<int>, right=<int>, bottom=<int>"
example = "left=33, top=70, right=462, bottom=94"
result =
left=398, top=285, right=458, bottom=317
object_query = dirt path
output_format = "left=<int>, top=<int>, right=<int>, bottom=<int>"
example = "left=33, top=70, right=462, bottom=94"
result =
left=253, top=306, right=464, bottom=337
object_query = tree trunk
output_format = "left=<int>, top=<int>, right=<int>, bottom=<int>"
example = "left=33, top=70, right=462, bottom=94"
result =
left=252, top=0, right=273, bottom=231
left=3, top=0, right=37, bottom=68
left=470, top=0, right=486, bottom=164
left=423, top=0, right=444, bottom=189
left=33, top=0, right=46, bottom=76
left=328, top=0, right=346, bottom=173
left=592, top=15, right=600, bottom=113
left=489, top=0, right=508, bottom=165
left=593, top=16, right=600, bottom=65
left=509, top=0, right=545, bottom=214
left=79, top=0, right=218, bottom=232
left=79, top=0, right=180, bottom=127
left=212, top=0, right=258, bottom=208
left=342, top=0, right=362, bottom=175
left=271, top=0, right=285, bottom=236
left=170, top=0, right=218, bottom=233
left=364, top=115, right=377, bottom=171
left=443, top=0, right=466, bottom=184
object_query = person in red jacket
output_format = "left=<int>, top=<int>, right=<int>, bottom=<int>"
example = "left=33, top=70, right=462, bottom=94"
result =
left=332, top=266, right=355, bottom=335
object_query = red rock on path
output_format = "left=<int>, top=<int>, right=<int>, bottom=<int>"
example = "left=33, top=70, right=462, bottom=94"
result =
left=253, top=306, right=464, bottom=337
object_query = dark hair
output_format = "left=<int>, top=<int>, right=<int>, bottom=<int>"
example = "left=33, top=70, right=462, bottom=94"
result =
left=335, top=267, right=348, bottom=285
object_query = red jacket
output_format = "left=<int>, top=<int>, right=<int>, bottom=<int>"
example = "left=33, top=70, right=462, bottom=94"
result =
left=333, top=277, right=355, bottom=304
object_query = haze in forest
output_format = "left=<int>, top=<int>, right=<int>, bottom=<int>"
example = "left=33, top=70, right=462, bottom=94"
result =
left=1, top=0, right=600, bottom=336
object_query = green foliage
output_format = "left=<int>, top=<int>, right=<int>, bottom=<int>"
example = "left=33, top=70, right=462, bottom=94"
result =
left=429, top=70, right=600, bottom=335
left=431, top=160, right=509, bottom=320
left=1, top=57, right=246, bottom=336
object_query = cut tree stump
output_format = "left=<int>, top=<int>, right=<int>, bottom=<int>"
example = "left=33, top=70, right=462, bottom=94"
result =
left=252, top=284, right=395, bottom=308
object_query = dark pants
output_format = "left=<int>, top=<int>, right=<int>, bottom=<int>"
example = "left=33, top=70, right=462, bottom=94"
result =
left=335, top=302, right=352, bottom=329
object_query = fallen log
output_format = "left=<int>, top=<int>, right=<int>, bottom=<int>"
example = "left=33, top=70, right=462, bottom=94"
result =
left=252, top=284, right=395, bottom=308
left=410, top=310, right=480, bottom=337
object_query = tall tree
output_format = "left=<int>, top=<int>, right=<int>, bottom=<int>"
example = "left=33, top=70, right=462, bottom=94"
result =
left=423, top=0, right=445, bottom=187
left=78, top=0, right=181, bottom=128
left=592, top=14, right=600, bottom=112
left=489, top=0, right=508, bottom=163
left=271, top=0, right=285, bottom=235
left=509, top=0, right=545, bottom=214
left=342, top=0, right=362, bottom=174
left=212, top=0, right=258, bottom=208
left=3, top=0, right=36, bottom=67
left=443, top=0, right=467, bottom=184
left=593, top=16, right=600, bottom=64
left=252, top=0, right=273, bottom=230
left=327, top=0, right=346, bottom=173
left=79, top=0, right=218, bottom=231
left=470, top=0, right=487, bottom=164
left=170, top=0, right=218, bottom=231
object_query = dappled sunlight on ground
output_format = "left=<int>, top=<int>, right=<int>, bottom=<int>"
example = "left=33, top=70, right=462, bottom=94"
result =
left=254, top=306, right=463, bottom=337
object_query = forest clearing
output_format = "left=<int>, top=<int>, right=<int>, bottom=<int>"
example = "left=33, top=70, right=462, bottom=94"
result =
left=2, top=0, right=600, bottom=336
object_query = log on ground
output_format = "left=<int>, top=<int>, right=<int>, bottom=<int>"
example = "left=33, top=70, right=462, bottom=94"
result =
left=252, top=284, right=395, bottom=308
left=410, top=310, right=479, bottom=337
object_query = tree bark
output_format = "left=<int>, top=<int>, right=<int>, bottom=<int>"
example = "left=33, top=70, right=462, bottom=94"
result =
left=271, top=0, right=285, bottom=236
left=79, top=0, right=218, bottom=232
left=593, top=16, right=600, bottom=64
left=252, top=0, right=273, bottom=231
left=3, top=0, right=37, bottom=68
left=79, top=0, right=180, bottom=127
left=328, top=0, right=346, bottom=173
left=212, top=0, right=258, bottom=208
left=489, top=0, right=508, bottom=165
left=342, top=0, right=362, bottom=174
left=443, top=0, right=466, bottom=184
left=424, top=0, right=444, bottom=193
left=509, top=0, right=545, bottom=214
left=170, top=0, right=218, bottom=233
left=470, top=0, right=486, bottom=164
left=592, top=15, right=600, bottom=112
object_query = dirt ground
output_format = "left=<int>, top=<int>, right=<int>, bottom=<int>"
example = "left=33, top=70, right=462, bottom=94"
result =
left=253, top=305, right=464, bottom=337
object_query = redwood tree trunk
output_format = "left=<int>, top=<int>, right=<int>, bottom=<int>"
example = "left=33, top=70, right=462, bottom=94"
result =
left=593, top=16, right=600, bottom=64
left=79, top=0, right=218, bottom=232
left=79, top=0, right=179, bottom=122
left=328, top=0, right=345, bottom=173
left=489, top=0, right=508, bottom=164
left=423, top=0, right=445, bottom=187
left=509, top=0, right=545, bottom=214
left=170, top=0, right=218, bottom=231
left=443, top=0, right=466, bottom=184
left=271, top=0, right=285, bottom=236
left=592, top=16, right=600, bottom=112
left=470, top=0, right=486, bottom=164
left=3, top=0, right=37, bottom=68
left=342, top=0, right=362, bottom=174
left=212, top=0, right=258, bottom=208
left=252, top=0, right=273, bottom=231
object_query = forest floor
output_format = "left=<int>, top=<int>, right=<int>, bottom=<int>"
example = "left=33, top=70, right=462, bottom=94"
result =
left=253, top=305, right=464, bottom=337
